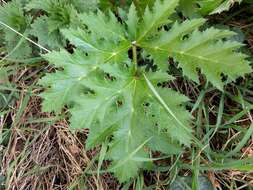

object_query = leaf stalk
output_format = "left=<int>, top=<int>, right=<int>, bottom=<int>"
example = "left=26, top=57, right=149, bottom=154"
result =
left=132, top=41, right=138, bottom=74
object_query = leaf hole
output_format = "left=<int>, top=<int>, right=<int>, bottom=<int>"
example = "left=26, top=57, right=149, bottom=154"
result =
left=157, top=82, right=162, bottom=87
left=182, top=34, right=189, bottom=40
left=104, top=73, right=116, bottom=81
left=116, top=100, right=123, bottom=107
left=143, top=102, right=150, bottom=107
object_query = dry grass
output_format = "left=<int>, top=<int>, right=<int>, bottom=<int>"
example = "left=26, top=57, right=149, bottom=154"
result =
left=1, top=95, right=123, bottom=189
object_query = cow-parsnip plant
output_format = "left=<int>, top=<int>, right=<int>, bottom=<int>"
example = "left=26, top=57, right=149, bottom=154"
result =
left=39, top=0, right=252, bottom=182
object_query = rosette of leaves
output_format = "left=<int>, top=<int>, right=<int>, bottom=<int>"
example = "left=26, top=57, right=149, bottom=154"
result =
left=39, top=0, right=251, bottom=182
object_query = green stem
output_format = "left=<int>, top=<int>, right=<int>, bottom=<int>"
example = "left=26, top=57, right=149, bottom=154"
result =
left=132, top=42, right=138, bottom=73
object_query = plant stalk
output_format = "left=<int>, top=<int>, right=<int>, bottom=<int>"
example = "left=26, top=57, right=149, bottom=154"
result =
left=132, top=41, right=138, bottom=74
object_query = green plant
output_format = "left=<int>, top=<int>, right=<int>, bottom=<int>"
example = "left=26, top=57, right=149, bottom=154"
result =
left=0, top=0, right=32, bottom=59
left=39, top=0, right=252, bottom=182
left=180, top=0, right=245, bottom=17
left=26, top=0, right=98, bottom=49
left=0, top=0, right=98, bottom=58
